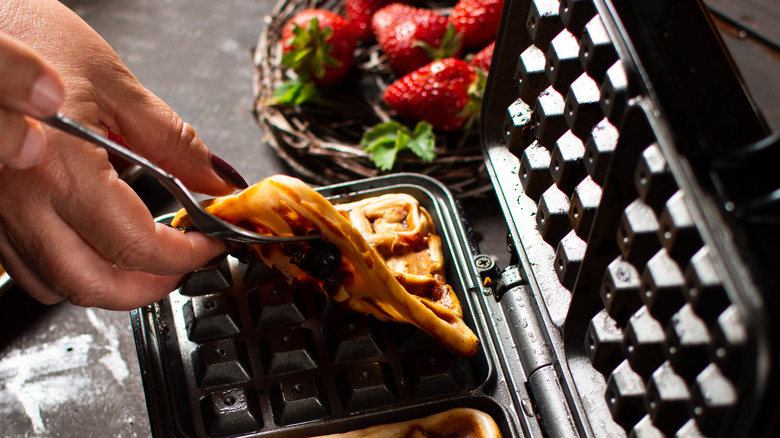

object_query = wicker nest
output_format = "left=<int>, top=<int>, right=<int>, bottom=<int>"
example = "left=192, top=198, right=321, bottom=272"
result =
left=252, top=0, right=492, bottom=198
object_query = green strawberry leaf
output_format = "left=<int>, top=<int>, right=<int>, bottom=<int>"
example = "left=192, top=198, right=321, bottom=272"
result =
left=282, top=17, right=341, bottom=82
left=409, top=122, right=435, bottom=161
left=361, top=121, right=436, bottom=170
left=267, top=76, right=321, bottom=106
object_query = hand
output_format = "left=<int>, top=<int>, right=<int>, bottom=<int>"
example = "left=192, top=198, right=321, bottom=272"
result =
left=0, top=0, right=248, bottom=310
left=0, top=30, right=63, bottom=169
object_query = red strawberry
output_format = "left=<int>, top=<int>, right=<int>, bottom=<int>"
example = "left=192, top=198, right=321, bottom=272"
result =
left=469, top=40, right=495, bottom=72
left=281, top=9, right=357, bottom=86
left=372, top=4, right=462, bottom=76
left=383, top=58, right=483, bottom=132
left=345, top=0, right=395, bottom=41
left=449, top=0, right=504, bottom=50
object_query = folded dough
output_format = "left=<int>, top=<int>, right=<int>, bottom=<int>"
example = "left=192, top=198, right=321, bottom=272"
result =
left=309, top=407, right=502, bottom=437
left=171, top=175, right=479, bottom=358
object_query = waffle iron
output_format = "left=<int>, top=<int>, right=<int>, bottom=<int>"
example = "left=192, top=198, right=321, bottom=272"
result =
left=131, top=0, right=780, bottom=436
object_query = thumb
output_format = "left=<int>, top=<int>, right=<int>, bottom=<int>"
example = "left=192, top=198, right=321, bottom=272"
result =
left=0, top=31, right=64, bottom=169
left=0, top=31, right=64, bottom=118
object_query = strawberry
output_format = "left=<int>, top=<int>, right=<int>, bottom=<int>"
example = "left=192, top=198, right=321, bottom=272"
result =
left=345, top=0, right=395, bottom=41
left=469, top=40, right=495, bottom=72
left=383, top=58, right=483, bottom=132
left=281, top=9, right=357, bottom=87
left=372, top=4, right=462, bottom=76
left=449, top=0, right=504, bottom=50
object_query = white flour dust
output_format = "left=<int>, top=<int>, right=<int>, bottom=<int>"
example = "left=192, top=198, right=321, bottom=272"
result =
left=0, top=334, right=95, bottom=434
left=85, top=308, right=130, bottom=385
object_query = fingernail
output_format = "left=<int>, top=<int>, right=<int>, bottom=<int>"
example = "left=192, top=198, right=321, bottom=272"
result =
left=210, top=153, right=249, bottom=189
left=30, top=75, right=64, bottom=116
left=17, top=125, right=46, bottom=168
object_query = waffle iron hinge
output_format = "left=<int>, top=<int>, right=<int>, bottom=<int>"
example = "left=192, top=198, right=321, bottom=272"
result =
left=494, top=265, right=580, bottom=437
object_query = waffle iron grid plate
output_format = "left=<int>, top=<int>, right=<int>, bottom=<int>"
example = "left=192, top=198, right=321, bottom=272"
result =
left=132, top=0, right=779, bottom=436
left=132, top=173, right=522, bottom=437
left=480, top=0, right=777, bottom=436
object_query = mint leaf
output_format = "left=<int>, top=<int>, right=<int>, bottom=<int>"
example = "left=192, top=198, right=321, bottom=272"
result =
left=362, top=121, right=405, bottom=148
left=408, top=122, right=435, bottom=161
left=361, top=120, right=437, bottom=170
left=369, top=139, right=401, bottom=170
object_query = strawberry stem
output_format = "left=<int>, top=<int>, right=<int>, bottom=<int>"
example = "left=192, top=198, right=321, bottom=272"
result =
left=413, top=23, right=463, bottom=62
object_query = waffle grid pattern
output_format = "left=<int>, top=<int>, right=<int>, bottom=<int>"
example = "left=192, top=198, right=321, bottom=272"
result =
left=495, top=0, right=747, bottom=435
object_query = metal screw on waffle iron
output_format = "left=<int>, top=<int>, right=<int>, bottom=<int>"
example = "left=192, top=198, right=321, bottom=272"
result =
left=184, top=294, right=241, bottom=342
left=272, top=375, right=329, bottom=425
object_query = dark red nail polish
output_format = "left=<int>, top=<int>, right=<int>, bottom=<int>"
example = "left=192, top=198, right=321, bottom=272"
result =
left=209, top=153, right=249, bottom=189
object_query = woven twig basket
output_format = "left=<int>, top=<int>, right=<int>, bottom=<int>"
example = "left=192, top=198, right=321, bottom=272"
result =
left=252, top=0, right=492, bottom=198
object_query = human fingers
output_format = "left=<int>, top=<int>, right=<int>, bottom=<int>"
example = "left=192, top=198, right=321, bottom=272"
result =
left=16, top=135, right=227, bottom=276
left=0, top=32, right=63, bottom=169
left=2, top=0, right=246, bottom=195
left=0, top=159, right=226, bottom=309
left=101, top=94, right=249, bottom=196
left=0, top=109, right=46, bottom=169
left=0, top=217, right=196, bottom=311
left=0, top=31, right=64, bottom=118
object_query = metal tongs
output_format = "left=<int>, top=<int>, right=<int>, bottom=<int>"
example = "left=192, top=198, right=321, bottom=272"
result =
left=42, top=113, right=320, bottom=244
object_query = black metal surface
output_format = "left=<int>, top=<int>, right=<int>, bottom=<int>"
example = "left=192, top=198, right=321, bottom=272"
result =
left=133, top=174, right=522, bottom=437
left=0, top=1, right=512, bottom=435
left=481, top=0, right=778, bottom=436
left=4, top=0, right=774, bottom=435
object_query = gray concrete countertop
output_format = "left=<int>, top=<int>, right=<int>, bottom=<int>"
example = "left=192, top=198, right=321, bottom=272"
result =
left=0, top=0, right=777, bottom=437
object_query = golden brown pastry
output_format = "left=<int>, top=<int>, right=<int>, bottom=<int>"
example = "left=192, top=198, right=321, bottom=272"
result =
left=309, top=408, right=502, bottom=437
left=171, top=175, right=479, bottom=358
